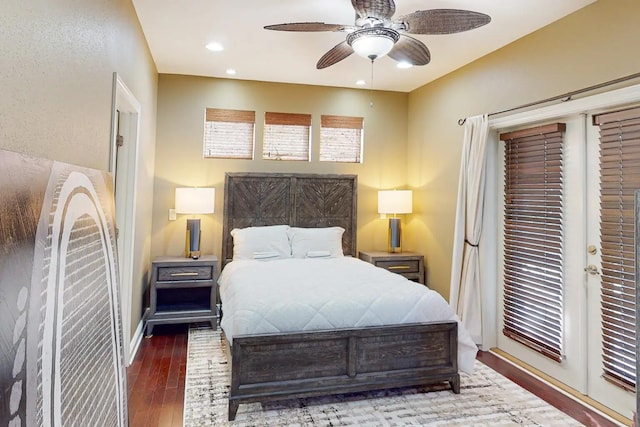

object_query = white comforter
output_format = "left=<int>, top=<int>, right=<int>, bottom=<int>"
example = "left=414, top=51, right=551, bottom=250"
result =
left=218, top=257, right=478, bottom=373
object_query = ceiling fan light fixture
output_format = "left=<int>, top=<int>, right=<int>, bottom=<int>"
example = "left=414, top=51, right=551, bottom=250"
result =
left=347, top=27, right=399, bottom=61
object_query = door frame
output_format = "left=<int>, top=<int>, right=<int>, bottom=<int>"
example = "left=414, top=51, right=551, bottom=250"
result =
left=109, top=73, right=141, bottom=365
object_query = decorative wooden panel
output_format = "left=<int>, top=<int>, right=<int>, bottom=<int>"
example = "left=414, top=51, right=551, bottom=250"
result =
left=293, top=177, right=357, bottom=256
left=222, top=173, right=357, bottom=264
left=228, top=322, right=459, bottom=420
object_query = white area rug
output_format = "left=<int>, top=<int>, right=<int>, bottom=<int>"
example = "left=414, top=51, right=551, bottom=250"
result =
left=183, top=325, right=582, bottom=426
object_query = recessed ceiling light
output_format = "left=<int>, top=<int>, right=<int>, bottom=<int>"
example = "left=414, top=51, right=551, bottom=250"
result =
left=356, top=80, right=366, bottom=86
left=226, top=68, right=237, bottom=75
left=205, top=42, right=224, bottom=52
left=396, top=62, right=413, bottom=69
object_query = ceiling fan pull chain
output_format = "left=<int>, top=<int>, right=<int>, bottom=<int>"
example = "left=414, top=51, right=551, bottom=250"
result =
left=370, top=59, right=375, bottom=108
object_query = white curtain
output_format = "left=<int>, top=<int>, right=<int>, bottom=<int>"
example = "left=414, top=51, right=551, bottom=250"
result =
left=449, top=114, right=489, bottom=345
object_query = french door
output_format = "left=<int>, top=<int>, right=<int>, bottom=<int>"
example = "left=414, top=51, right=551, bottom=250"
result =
left=497, top=112, right=636, bottom=418
left=586, top=108, right=638, bottom=415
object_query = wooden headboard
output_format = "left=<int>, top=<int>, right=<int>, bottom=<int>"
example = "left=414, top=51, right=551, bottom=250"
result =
left=222, top=172, right=357, bottom=265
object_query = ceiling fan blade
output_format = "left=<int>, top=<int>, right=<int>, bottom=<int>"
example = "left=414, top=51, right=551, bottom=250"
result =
left=400, top=9, right=491, bottom=35
left=317, top=41, right=354, bottom=69
left=264, top=22, right=350, bottom=32
left=388, top=34, right=430, bottom=66
left=351, top=0, right=396, bottom=20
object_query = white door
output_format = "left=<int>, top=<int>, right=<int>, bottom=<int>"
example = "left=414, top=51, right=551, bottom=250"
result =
left=497, top=116, right=588, bottom=394
left=584, top=113, right=636, bottom=416
left=497, top=113, right=636, bottom=417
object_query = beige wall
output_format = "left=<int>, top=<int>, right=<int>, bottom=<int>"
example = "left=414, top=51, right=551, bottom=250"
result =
left=0, top=0, right=158, bottom=338
left=152, top=75, right=408, bottom=261
left=407, top=0, right=640, bottom=298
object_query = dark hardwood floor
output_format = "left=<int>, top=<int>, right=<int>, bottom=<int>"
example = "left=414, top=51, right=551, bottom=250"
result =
left=127, top=324, right=624, bottom=426
left=476, top=352, right=622, bottom=427
left=128, top=324, right=188, bottom=427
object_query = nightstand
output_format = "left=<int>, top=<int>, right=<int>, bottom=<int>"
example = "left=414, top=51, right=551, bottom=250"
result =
left=358, top=251, right=425, bottom=285
left=146, top=255, right=218, bottom=336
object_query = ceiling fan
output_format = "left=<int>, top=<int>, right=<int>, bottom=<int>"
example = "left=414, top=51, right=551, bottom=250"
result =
left=265, top=0, right=491, bottom=69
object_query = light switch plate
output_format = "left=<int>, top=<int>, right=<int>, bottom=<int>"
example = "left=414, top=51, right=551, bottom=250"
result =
left=168, top=209, right=176, bottom=221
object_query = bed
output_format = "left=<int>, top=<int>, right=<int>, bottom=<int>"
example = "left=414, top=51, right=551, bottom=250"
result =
left=220, top=172, right=477, bottom=421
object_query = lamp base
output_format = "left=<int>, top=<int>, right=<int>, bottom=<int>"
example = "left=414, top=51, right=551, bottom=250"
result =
left=388, top=217, right=402, bottom=253
left=185, top=218, right=202, bottom=259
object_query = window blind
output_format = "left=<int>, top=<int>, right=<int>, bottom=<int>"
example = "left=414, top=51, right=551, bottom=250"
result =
left=203, top=108, right=255, bottom=159
left=263, top=112, right=311, bottom=161
left=501, top=123, right=566, bottom=362
left=593, top=106, right=640, bottom=391
left=319, top=115, right=364, bottom=163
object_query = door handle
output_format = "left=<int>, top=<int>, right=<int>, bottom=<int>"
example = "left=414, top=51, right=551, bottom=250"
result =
left=584, top=264, right=600, bottom=275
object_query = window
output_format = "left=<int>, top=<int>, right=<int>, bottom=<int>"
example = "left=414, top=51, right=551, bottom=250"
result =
left=263, top=112, right=311, bottom=161
left=501, top=123, right=566, bottom=362
left=593, top=106, right=640, bottom=390
left=319, top=115, right=364, bottom=163
left=203, top=108, right=255, bottom=159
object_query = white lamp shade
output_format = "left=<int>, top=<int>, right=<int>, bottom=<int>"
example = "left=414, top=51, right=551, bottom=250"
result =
left=351, top=35, right=395, bottom=59
left=175, top=187, right=215, bottom=214
left=378, top=190, right=412, bottom=214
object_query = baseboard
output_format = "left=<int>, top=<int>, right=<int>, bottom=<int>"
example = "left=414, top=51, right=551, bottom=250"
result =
left=489, top=348, right=630, bottom=427
left=127, top=308, right=149, bottom=366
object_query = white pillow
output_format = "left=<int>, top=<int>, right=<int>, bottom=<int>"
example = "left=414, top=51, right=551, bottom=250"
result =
left=230, top=225, right=291, bottom=260
left=287, top=227, right=345, bottom=258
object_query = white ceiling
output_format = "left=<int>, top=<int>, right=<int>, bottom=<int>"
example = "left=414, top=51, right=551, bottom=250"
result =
left=132, top=0, right=597, bottom=93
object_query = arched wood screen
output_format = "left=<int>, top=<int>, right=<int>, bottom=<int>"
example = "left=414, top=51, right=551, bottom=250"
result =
left=222, top=172, right=358, bottom=265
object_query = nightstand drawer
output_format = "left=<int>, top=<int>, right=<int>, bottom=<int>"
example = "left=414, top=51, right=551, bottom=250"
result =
left=358, top=251, right=425, bottom=285
left=376, top=260, right=420, bottom=273
left=157, top=265, right=213, bottom=282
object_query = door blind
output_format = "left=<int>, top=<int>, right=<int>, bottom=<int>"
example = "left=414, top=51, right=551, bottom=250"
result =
left=501, top=123, right=566, bottom=362
left=593, top=106, right=640, bottom=391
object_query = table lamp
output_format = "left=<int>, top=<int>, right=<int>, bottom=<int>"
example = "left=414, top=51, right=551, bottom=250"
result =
left=175, top=187, right=215, bottom=259
left=378, top=190, right=412, bottom=253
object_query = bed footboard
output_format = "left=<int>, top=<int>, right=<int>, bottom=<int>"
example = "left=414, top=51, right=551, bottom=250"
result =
left=228, top=321, right=459, bottom=421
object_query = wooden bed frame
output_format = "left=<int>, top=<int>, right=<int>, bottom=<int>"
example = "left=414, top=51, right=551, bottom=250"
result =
left=222, top=172, right=460, bottom=421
